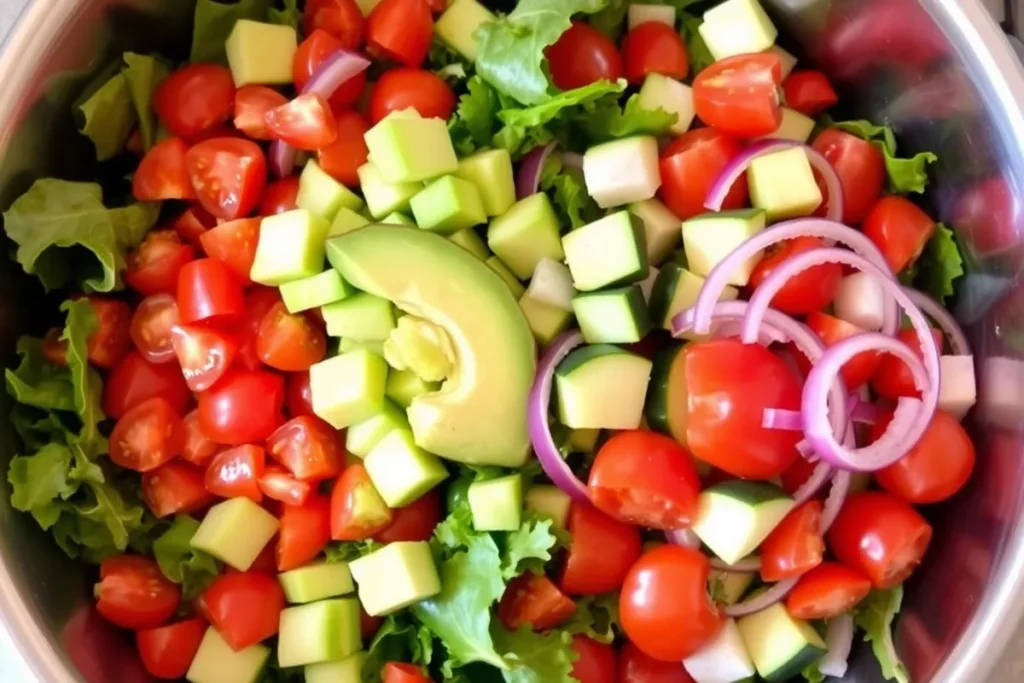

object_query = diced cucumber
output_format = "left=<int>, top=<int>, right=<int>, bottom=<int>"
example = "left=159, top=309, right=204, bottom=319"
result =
left=639, top=266, right=660, bottom=302
left=629, top=4, right=676, bottom=30
left=748, top=147, right=822, bottom=220
left=187, top=627, right=269, bottom=683
left=760, top=107, right=815, bottom=143
left=563, top=211, right=649, bottom=291
left=306, top=652, right=366, bottom=683
left=250, top=209, right=330, bottom=286
left=339, top=338, right=385, bottom=357
left=486, top=256, right=526, bottom=298
left=310, top=349, right=389, bottom=429
left=190, top=498, right=278, bottom=571
left=277, top=598, right=361, bottom=667
left=329, top=207, right=371, bottom=237
left=349, top=542, right=441, bottom=616
left=628, top=198, right=683, bottom=266
left=386, top=369, right=440, bottom=409
left=454, top=148, right=516, bottom=216
left=357, top=162, right=422, bottom=219
left=572, top=286, right=652, bottom=344
left=699, top=0, right=777, bottom=61
left=487, top=193, right=564, bottom=280
left=345, top=400, right=409, bottom=458
left=279, top=562, right=355, bottom=604
left=225, top=20, right=296, bottom=87
left=709, top=569, right=756, bottom=606
left=526, top=258, right=575, bottom=312
left=297, top=159, right=363, bottom=221
left=448, top=228, right=490, bottom=261
left=691, top=481, right=795, bottom=565
left=410, top=175, right=487, bottom=234
left=638, top=74, right=694, bottom=135
left=322, top=293, right=397, bottom=341
left=382, top=211, right=415, bottom=226
left=583, top=136, right=661, bottom=208
left=648, top=263, right=739, bottom=332
left=645, top=343, right=689, bottom=444
left=468, top=473, right=523, bottom=531
left=736, top=603, right=826, bottom=681
left=435, top=0, right=495, bottom=61
left=519, top=293, right=574, bottom=346
left=525, top=485, right=572, bottom=531
left=681, top=210, right=766, bottom=286
left=364, top=429, right=448, bottom=507
left=555, top=345, right=652, bottom=429
left=683, top=618, right=756, bottom=683
left=365, top=111, right=458, bottom=183
left=280, top=270, right=351, bottom=313
left=568, top=428, right=601, bottom=453
left=766, top=45, right=798, bottom=78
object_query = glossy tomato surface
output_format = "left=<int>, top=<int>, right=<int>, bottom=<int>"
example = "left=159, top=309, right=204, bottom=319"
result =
left=622, top=21, right=689, bottom=84
left=547, top=22, right=623, bottom=91
left=560, top=502, right=641, bottom=596
left=693, top=54, right=783, bottom=137
left=760, top=500, right=824, bottom=582
left=811, top=128, right=885, bottom=225
left=96, top=556, right=180, bottom=630
left=863, top=196, right=936, bottom=273
left=104, top=351, right=191, bottom=419
left=318, top=110, right=370, bottom=187
left=659, top=129, right=746, bottom=220
left=109, top=397, right=185, bottom=472
left=205, top=445, right=265, bottom=502
left=747, top=236, right=842, bottom=316
left=267, top=416, right=344, bottom=481
left=133, top=138, right=196, bottom=202
left=142, top=461, right=213, bottom=518
left=131, top=294, right=180, bottom=364
left=265, top=93, right=339, bottom=150
left=199, top=218, right=261, bottom=284
left=498, top=572, right=576, bottom=632
left=370, top=69, right=456, bottom=124
left=331, top=464, right=393, bottom=540
left=197, top=370, right=285, bottom=445
left=135, top=618, right=206, bottom=680
left=293, top=30, right=368, bottom=110
left=199, top=571, right=284, bottom=650
left=153, top=64, right=235, bottom=139
left=186, top=138, right=267, bottom=220
left=570, top=636, right=616, bottom=683
left=125, top=230, right=195, bottom=297
left=618, top=641, right=695, bottom=683
left=256, top=302, right=327, bottom=371
left=365, top=0, right=432, bottom=67
left=278, top=494, right=332, bottom=571
left=785, top=562, right=872, bottom=620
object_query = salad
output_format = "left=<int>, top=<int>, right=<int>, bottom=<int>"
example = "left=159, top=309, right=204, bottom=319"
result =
left=0, top=0, right=974, bottom=681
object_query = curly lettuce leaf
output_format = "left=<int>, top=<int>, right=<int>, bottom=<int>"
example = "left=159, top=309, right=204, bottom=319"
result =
left=324, top=539, right=383, bottom=563
left=824, top=118, right=936, bottom=194
left=449, top=76, right=502, bottom=157
left=563, top=593, right=620, bottom=644
left=912, top=223, right=964, bottom=304
left=680, top=10, right=715, bottom=74
left=492, top=626, right=577, bottom=683
left=575, top=92, right=677, bottom=141
left=191, top=0, right=273, bottom=63
left=152, top=516, right=221, bottom=600
left=539, top=156, right=598, bottom=230
left=362, top=613, right=435, bottom=683
left=501, top=513, right=559, bottom=580
left=853, top=586, right=909, bottom=683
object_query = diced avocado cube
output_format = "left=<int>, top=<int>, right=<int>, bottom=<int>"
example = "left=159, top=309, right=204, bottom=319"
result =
left=684, top=618, right=756, bottom=682
left=279, top=562, right=355, bottom=604
left=225, top=20, right=297, bottom=87
left=382, top=212, right=415, bottom=226
left=628, top=198, right=683, bottom=266
left=638, top=74, right=694, bottom=135
left=322, top=293, right=397, bottom=341
left=555, top=345, right=653, bottom=429
left=487, top=193, right=564, bottom=280
left=767, top=44, right=798, bottom=78
left=338, top=337, right=385, bottom=357
left=736, top=604, right=825, bottom=681
left=330, top=207, right=371, bottom=237
left=349, top=542, right=441, bottom=616
left=187, top=627, right=270, bottom=683
left=346, top=400, right=409, bottom=458
left=357, top=162, right=422, bottom=219
left=386, top=369, right=440, bottom=408
left=280, top=270, right=352, bottom=314
left=760, top=107, right=815, bottom=143
left=583, top=136, right=661, bottom=209
left=435, top=0, right=496, bottom=61
left=306, top=652, right=366, bottom=683
left=572, top=286, right=652, bottom=344
left=410, top=175, right=487, bottom=234
left=364, top=112, right=459, bottom=183
left=681, top=210, right=766, bottom=286
left=277, top=598, right=361, bottom=668
left=525, top=258, right=575, bottom=312
left=363, top=429, right=448, bottom=507
left=297, top=160, right=363, bottom=221
left=519, top=293, right=574, bottom=347
left=649, top=262, right=739, bottom=333
left=698, top=0, right=778, bottom=61
left=691, top=481, right=795, bottom=565
left=524, top=485, right=572, bottom=531
left=468, top=474, right=522, bottom=531
left=310, top=349, right=389, bottom=429
left=629, top=4, right=676, bottom=30
left=250, top=209, right=330, bottom=286
left=448, top=228, right=490, bottom=261
left=486, top=256, right=526, bottom=298
left=454, top=149, right=516, bottom=216
left=748, top=147, right=823, bottom=220
left=563, top=211, right=649, bottom=291
left=190, top=498, right=279, bottom=571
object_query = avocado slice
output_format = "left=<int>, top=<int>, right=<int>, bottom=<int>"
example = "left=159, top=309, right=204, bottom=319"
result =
left=326, top=227, right=535, bottom=467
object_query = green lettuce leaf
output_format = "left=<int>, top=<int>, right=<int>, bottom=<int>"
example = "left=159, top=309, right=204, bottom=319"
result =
left=267, top=0, right=301, bottom=28
left=563, top=593, right=620, bottom=644
left=363, top=613, right=435, bottom=682
left=575, top=92, right=677, bottom=141
left=802, top=661, right=826, bottom=683
left=122, top=53, right=170, bottom=152
left=5, top=338, right=76, bottom=413
left=492, top=626, right=577, bottom=683
left=912, top=223, right=964, bottom=304
left=539, top=156, right=598, bottom=230
left=852, top=586, right=909, bottom=683
left=825, top=118, right=937, bottom=194
left=324, top=539, right=383, bottom=563
left=152, top=516, right=221, bottom=600
left=191, top=0, right=273, bottom=63
left=61, top=299, right=105, bottom=449
left=449, top=76, right=502, bottom=157
left=501, top=514, right=559, bottom=580
left=680, top=10, right=715, bottom=74
left=77, top=72, right=136, bottom=162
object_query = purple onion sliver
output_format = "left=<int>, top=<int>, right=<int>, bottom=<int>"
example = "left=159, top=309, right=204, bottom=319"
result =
left=905, top=287, right=971, bottom=355
left=515, top=142, right=556, bottom=200
left=710, top=556, right=761, bottom=572
left=820, top=614, right=855, bottom=678
left=723, top=577, right=799, bottom=617
left=762, top=408, right=803, bottom=431
left=269, top=139, right=297, bottom=178
left=665, top=528, right=701, bottom=549
left=303, top=49, right=371, bottom=99
left=820, top=469, right=852, bottom=533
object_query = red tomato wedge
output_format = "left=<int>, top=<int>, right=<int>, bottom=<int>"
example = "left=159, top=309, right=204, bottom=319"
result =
left=277, top=493, right=332, bottom=571
left=622, top=21, right=689, bottom=84
left=863, top=196, right=937, bottom=273
left=199, top=572, right=284, bottom=650
left=560, top=502, right=642, bottom=596
left=811, top=128, right=885, bottom=225
left=373, top=489, right=442, bottom=544
left=205, top=444, right=266, bottom=502
left=659, top=129, right=747, bottom=220
left=133, top=138, right=196, bottom=201
left=693, top=53, right=783, bottom=138
left=267, top=416, right=344, bottom=481
left=318, top=110, right=371, bottom=187
left=153, top=64, right=235, bottom=140
left=131, top=294, right=180, bottom=364
left=748, top=236, right=842, bottom=316
left=383, top=663, right=431, bottom=683
left=331, top=464, right=393, bottom=540
left=232, top=287, right=284, bottom=371
left=498, top=573, right=577, bottom=632
left=259, top=466, right=313, bottom=506
left=170, top=324, right=238, bottom=393
left=786, top=562, right=872, bottom=620
left=234, top=85, right=288, bottom=140
left=109, top=397, right=185, bottom=473
left=171, top=205, right=217, bottom=247
left=103, top=350, right=191, bottom=419
left=181, top=409, right=220, bottom=467
left=265, top=93, right=339, bottom=150
left=760, top=500, right=825, bottom=582
left=186, top=138, right=267, bottom=220
left=197, top=369, right=285, bottom=445
left=365, top=0, right=433, bottom=68
left=142, top=461, right=213, bottom=518
left=177, top=257, right=245, bottom=324
left=256, top=302, right=328, bottom=371
left=96, top=556, right=180, bottom=630
left=199, top=218, right=261, bottom=284
left=259, top=177, right=300, bottom=216
left=546, top=22, right=623, bottom=92
left=781, top=70, right=839, bottom=117
left=126, top=230, right=196, bottom=297
left=136, top=618, right=207, bottom=681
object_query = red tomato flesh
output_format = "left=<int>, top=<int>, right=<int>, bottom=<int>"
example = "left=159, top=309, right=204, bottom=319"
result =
left=760, top=500, right=824, bottom=582
left=199, top=571, right=284, bottom=650
left=109, top=397, right=185, bottom=473
left=142, top=461, right=213, bottom=518
left=693, top=53, right=783, bottom=138
left=560, top=502, right=641, bottom=596
left=498, top=572, right=576, bottom=632
left=136, top=618, right=206, bottom=680
left=277, top=493, right=332, bottom=571
left=331, top=463, right=393, bottom=540
left=96, top=556, right=181, bottom=630
left=205, top=444, right=265, bottom=502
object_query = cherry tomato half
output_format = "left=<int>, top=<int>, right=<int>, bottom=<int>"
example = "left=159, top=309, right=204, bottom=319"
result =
left=285, top=371, right=316, bottom=418
left=170, top=324, right=238, bottom=393
left=383, top=662, right=431, bottom=683
left=659, top=128, right=747, bottom=220
left=267, top=416, right=344, bottom=481
left=303, top=0, right=364, bottom=50
left=142, top=461, right=213, bottom=518
left=785, top=562, right=872, bottom=620
left=197, top=369, right=285, bottom=445
left=622, top=21, right=689, bottom=84
left=863, top=196, right=937, bottom=273
left=799, top=312, right=881, bottom=390
left=318, top=110, right=371, bottom=187
left=277, top=493, right=331, bottom=571
left=233, top=85, right=288, bottom=140
left=331, top=463, right=393, bottom=540
left=103, top=350, right=191, bottom=419
left=560, top=502, right=641, bottom=596
left=126, top=230, right=196, bottom=297
left=498, top=573, right=576, bottom=632
left=265, top=93, right=338, bottom=151
left=811, top=128, right=885, bottom=225
left=547, top=22, right=623, bottom=92
left=259, top=466, right=313, bottom=506
left=153, top=64, right=235, bottom=140
left=181, top=409, right=220, bottom=467
left=747, top=236, right=842, bottom=316
left=133, top=138, right=196, bottom=202
left=256, top=302, right=327, bottom=371
left=186, top=138, right=267, bottom=220
left=109, top=397, right=185, bottom=472
left=131, top=294, right=180, bottom=364
left=760, top=500, right=824, bottom=582
left=781, top=70, right=839, bottom=117
left=199, top=218, right=261, bottom=285
left=871, top=327, right=944, bottom=400
left=96, top=556, right=180, bottom=631
left=365, top=0, right=433, bottom=68
left=198, top=571, right=284, bottom=651
left=136, top=618, right=206, bottom=681
left=693, top=53, right=783, bottom=138
left=205, top=444, right=265, bottom=502
left=176, top=258, right=245, bottom=324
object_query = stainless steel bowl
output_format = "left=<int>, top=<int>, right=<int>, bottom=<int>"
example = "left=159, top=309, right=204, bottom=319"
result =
left=2, top=0, right=1024, bottom=681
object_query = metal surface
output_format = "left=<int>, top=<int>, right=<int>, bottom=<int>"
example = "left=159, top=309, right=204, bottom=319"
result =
left=1, top=0, right=1024, bottom=682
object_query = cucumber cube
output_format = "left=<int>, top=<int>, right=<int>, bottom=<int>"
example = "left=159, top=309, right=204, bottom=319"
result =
left=519, top=293, right=574, bottom=346
left=759, top=107, right=815, bottom=143
left=322, top=293, right=397, bottom=341
left=310, top=349, right=389, bottom=429
left=329, top=207, right=371, bottom=237
left=572, top=286, right=652, bottom=344
left=279, top=562, right=355, bottom=604
left=736, top=604, right=826, bottom=682
left=583, top=136, right=661, bottom=209
left=555, top=345, right=652, bottom=429
left=638, top=265, right=660, bottom=302
left=277, top=598, right=361, bottom=667
left=629, top=4, right=676, bottom=30
left=649, top=263, right=739, bottom=332
left=410, top=175, right=487, bottom=234
left=638, top=74, right=694, bottom=135
left=190, top=498, right=279, bottom=571
left=448, top=228, right=490, bottom=261
left=297, top=160, right=363, bottom=221
left=280, top=270, right=352, bottom=313
left=346, top=400, right=409, bottom=458
left=709, top=569, right=756, bottom=606
left=698, top=0, right=778, bottom=61
left=628, top=198, right=682, bottom=267
left=349, top=542, right=441, bottom=616
left=339, top=337, right=385, bottom=357
left=187, top=627, right=270, bottom=683
left=524, top=485, right=572, bottom=531
left=357, top=162, right=422, bottom=219
left=382, top=212, right=414, bottom=226
left=454, top=148, right=516, bottom=216
left=365, top=112, right=458, bottom=183
left=486, top=256, right=526, bottom=298
left=435, top=0, right=495, bottom=61
left=386, top=369, right=440, bottom=408
left=468, top=474, right=523, bottom=531
left=487, top=193, right=564, bottom=280
left=563, top=211, right=649, bottom=291
left=681, top=209, right=766, bottom=286
left=691, top=481, right=795, bottom=565
left=683, top=619, right=756, bottom=683
left=525, top=258, right=575, bottom=312
left=364, top=429, right=448, bottom=507
left=748, top=147, right=823, bottom=220
left=225, top=20, right=296, bottom=87
left=306, top=652, right=366, bottom=683
left=250, top=209, right=330, bottom=286
left=766, top=45, right=798, bottom=78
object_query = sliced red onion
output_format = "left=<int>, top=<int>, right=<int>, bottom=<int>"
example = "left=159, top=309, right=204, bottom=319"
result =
left=528, top=331, right=590, bottom=502
left=723, top=578, right=799, bottom=617
left=821, top=469, right=852, bottom=532
left=269, top=140, right=297, bottom=178
left=820, top=614, right=855, bottom=678
left=849, top=394, right=880, bottom=424
left=560, top=151, right=583, bottom=170
left=516, top=143, right=557, bottom=200
left=905, top=287, right=971, bottom=355
left=762, top=408, right=802, bottom=431
left=304, top=50, right=372, bottom=100
left=704, top=141, right=845, bottom=223
left=665, top=528, right=701, bottom=548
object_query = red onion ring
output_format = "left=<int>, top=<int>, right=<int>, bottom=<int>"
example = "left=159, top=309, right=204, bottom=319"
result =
left=516, top=143, right=557, bottom=200
left=820, top=614, right=855, bottom=678
left=723, top=578, right=799, bottom=617
left=665, top=528, right=701, bottom=548
left=269, top=140, right=297, bottom=178
left=905, top=287, right=971, bottom=355
left=704, top=141, right=845, bottom=223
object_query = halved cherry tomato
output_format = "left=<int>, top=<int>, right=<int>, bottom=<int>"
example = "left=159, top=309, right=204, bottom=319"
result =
left=828, top=491, right=933, bottom=588
left=249, top=543, right=278, bottom=575
left=103, top=350, right=191, bottom=419
left=142, top=461, right=213, bottom=518
left=330, top=464, right=393, bottom=540
left=126, top=230, right=197, bottom=297
left=365, top=0, right=433, bottom=68
left=760, top=500, right=824, bottom=582
left=131, top=294, right=180, bottom=364
left=109, top=397, right=185, bottom=472
left=498, top=573, right=576, bottom=632
left=369, top=68, right=456, bottom=124
left=133, top=138, right=196, bottom=201
left=259, top=177, right=301, bottom=216
left=176, top=258, right=245, bottom=324
left=780, top=456, right=819, bottom=497
left=318, top=110, right=371, bottom=187
left=96, top=556, right=180, bottom=630
left=285, top=371, right=316, bottom=418
left=232, top=287, right=284, bottom=371
left=136, top=618, right=206, bottom=681
left=863, top=196, right=937, bottom=273
left=293, top=30, right=368, bottom=111
left=233, top=86, right=288, bottom=140
left=265, top=93, right=338, bottom=150
left=267, top=416, right=344, bottom=481
left=198, top=369, right=285, bottom=445
left=374, top=489, right=442, bottom=543
left=659, top=128, right=747, bottom=220
left=170, top=323, right=238, bottom=393
left=872, top=409, right=975, bottom=504
left=799, top=312, right=881, bottom=390
left=186, top=138, right=267, bottom=220
left=587, top=430, right=701, bottom=530
left=620, top=545, right=723, bottom=662
left=547, top=22, right=623, bottom=92
left=871, top=327, right=944, bottom=400
left=622, top=21, right=689, bottom=84
left=383, top=663, right=431, bottom=683
left=571, top=636, right=617, bottom=683
left=205, top=444, right=265, bottom=502
left=278, top=493, right=332, bottom=571
left=199, top=571, right=284, bottom=650
left=618, top=641, right=695, bottom=683
left=693, top=53, right=783, bottom=138
left=560, top=502, right=642, bottom=596
left=781, top=70, right=839, bottom=117
left=171, top=205, right=217, bottom=247
left=747, top=236, right=842, bottom=316
left=154, top=64, right=235, bottom=139
left=786, top=562, right=872, bottom=620
left=259, top=466, right=313, bottom=506
left=304, top=0, right=364, bottom=49
left=256, top=302, right=328, bottom=371
left=181, top=409, right=220, bottom=467
left=199, top=218, right=261, bottom=284
left=811, top=128, right=885, bottom=225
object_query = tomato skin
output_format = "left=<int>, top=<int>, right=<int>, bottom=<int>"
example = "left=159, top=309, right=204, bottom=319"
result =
left=781, top=71, right=839, bottom=117
left=268, top=416, right=345, bottom=481
left=547, top=23, right=624, bottom=92
left=571, top=636, right=617, bottom=683
left=259, top=177, right=300, bottom=216
left=684, top=340, right=803, bottom=480
left=96, top=556, right=181, bottom=630
left=293, top=30, right=368, bottom=111
left=136, top=618, right=206, bottom=680
left=131, top=294, right=180, bottom=365
left=142, top=461, right=214, bottom=518
left=104, top=351, right=191, bottom=419
left=233, top=86, right=288, bottom=140
left=318, top=110, right=371, bottom=187
left=181, top=409, right=220, bottom=467
left=785, top=562, right=872, bottom=620
left=256, top=302, right=328, bottom=371
left=126, top=230, right=197, bottom=297
left=265, top=93, right=338, bottom=150
left=811, top=128, right=885, bottom=225
left=277, top=493, right=332, bottom=571
left=205, top=445, right=265, bottom=502
left=230, top=287, right=283, bottom=371
left=871, top=327, right=943, bottom=400
left=587, top=430, right=701, bottom=530
left=365, top=0, right=432, bottom=68
left=622, top=21, right=689, bottom=84
left=694, top=54, right=783, bottom=137
left=154, top=64, right=235, bottom=139
left=498, top=573, right=576, bottom=632
left=560, top=502, right=642, bottom=596
left=801, top=312, right=881, bottom=390
left=374, top=490, right=442, bottom=543
left=872, top=410, right=975, bottom=504
left=658, top=128, right=747, bottom=220
left=747, top=237, right=842, bottom=316
left=863, top=196, right=937, bottom=273
left=199, top=218, right=261, bottom=285
left=361, top=607, right=383, bottom=641
left=171, top=205, right=217, bottom=247
left=383, top=662, right=431, bottom=683
left=285, top=371, right=316, bottom=418
left=170, top=324, right=238, bottom=393
left=259, top=466, right=313, bottom=506
left=369, top=69, right=456, bottom=124
left=177, top=258, right=245, bottom=324
left=133, top=138, right=196, bottom=201
left=304, top=0, right=364, bottom=49
left=199, top=571, right=285, bottom=650
left=109, top=397, right=186, bottom=472
left=760, top=501, right=824, bottom=582
left=779, top=456, right=819, bottom=497
left=618, top=641, right=695, bottom=683
left=198, top=369, right=285, bottom=445
left=828, top=491, right=933, bottom=588
left=186, top=138, right=268, bottom=220
left=331, top=464, right=394, bottom=540
left=620, top=546, right=723, bottom=662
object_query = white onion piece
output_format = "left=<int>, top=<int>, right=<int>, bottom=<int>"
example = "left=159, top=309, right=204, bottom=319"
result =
left=938, top=355, right=977, bottom=420
left=820, top=614, right=855, bottom=678
left=834, top=272, right=887, bottom=331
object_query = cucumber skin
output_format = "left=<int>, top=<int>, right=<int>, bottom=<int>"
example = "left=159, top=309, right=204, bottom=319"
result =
left=706, top=479, right=790, bottom=506
left=645, top=343, right=687, bottom=442
left=647, top=262, right=683, bottom=327
left=762, top=643, right=827, bottom=682
left=555, top=344, right=638, bottom=377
